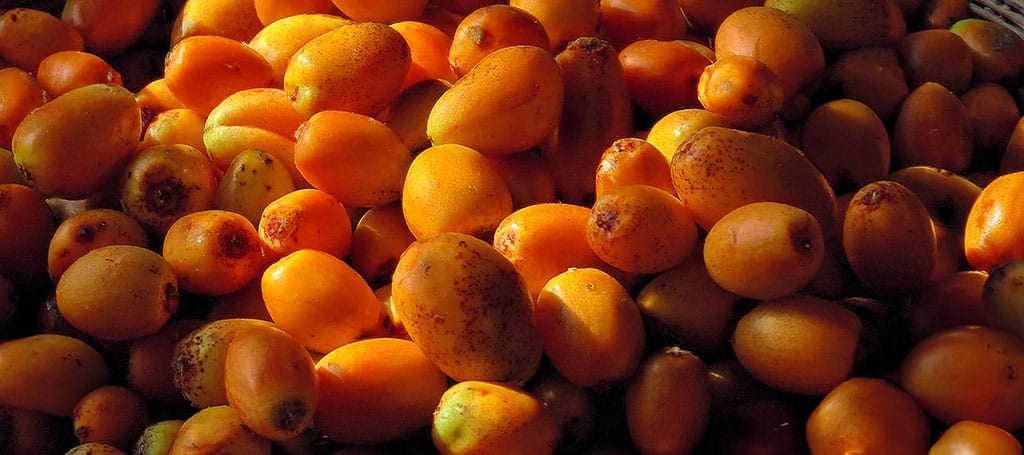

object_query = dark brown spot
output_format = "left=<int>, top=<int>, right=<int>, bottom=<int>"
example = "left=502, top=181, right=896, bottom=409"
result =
left=271, top=399, right=308, bottom=432
left=219, top=228, right=251, bottom=259
left=74, top=225, right=96, bottom=243
left=142, top=174, right=189, bottom=216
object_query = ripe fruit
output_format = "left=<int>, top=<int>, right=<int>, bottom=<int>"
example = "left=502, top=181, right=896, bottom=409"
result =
left=285, top=21, right=410, bottom=117
left=162, top=210, right=264, bottom=297
left=427, top=45, right=564, bottom=156
left=12, top=83, right=141, bottom=200
left=625, top=347, right=712, bottom=454
left=56, top=245, right=178, bottom=341
left=223, top=323, right=319, bottom=441
left=732, top=295, right=862, bottom=395
left=391, top=232, right=543, bottom=385
left=261, top=249, right=381, bottom=354
left=806, top=377, right=932, bottom=454
left=314, top=337, right=449, bottom=445
left=0, top=334, right=109, bottom=417
left=432, top=380, right=560, bottom=455
left=534, top=267, right=646, bottom=388
left=899, top=325, right=1024, bottom=430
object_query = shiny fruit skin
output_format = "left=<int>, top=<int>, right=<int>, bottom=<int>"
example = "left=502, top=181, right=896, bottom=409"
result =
left=47, top=208, right=150, bottom=282
left=670, top=126, right=837, bottom=234
left=732, top=295, right=862, bottom=395
left=805, top=377, right=931, bottom=455
left=167, top=405, right=271, bottom=455
left=929, top=420, right=1023, bottom=455
left=171, top=318, right=276, bottom=409
left=586, top=184, right=699, bottom=274
left=534, top=267, right=646, bottom=388
left=261, top=249, right=381, bottom=354
left=843, top=180, right=937, bottom=296
left=964, top=171, right=1024, bottom=272
left=703, top=201, right=826, bottom=300
left=284, top=21, right=410, bottom=117
left=427, top=45, right=564, bottom=156
left=161, top=210, right=264, bottom=297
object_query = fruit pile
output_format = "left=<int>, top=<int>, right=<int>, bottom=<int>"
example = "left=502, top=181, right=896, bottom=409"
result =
left=0, top=0, right=1023, bottom=453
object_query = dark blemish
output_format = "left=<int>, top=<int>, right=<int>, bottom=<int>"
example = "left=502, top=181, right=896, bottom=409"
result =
left=142, top=173, right=190, bottom=216
left=593, top=209, right=617, bottom=233
left=272, top=399, right=308, bottom=432
left=74, top=225, right=96, bottom=243
left=219, top=228, right=251, bottom=259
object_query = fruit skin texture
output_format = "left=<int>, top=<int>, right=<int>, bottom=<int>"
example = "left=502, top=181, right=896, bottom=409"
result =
left=161, top=210, right=264, bottom=297
left=223, top=323, right=319, bottom=442
left=314, top=337, right=450, bottom=445
left=11, top=83, right=141, bottom=200
left=929, top=420, right=1024, bottom=455
left=764, top=0, right=891, bottom=52
left=964, top=171, right=1024, bottom=272
left=391, top=232, right=543, bottom=386
left=427, top=45, right=564, bottom=156
left=172, top=318, right=277, bottom=409
left=625, top=346, right=711, bottom=455
left=533, top=267, right=646, bottom=388
left=401, top=143, right=514, bottom=241
left=284, top=21, right=410, bottom=118
left=703, top=201, right=825, bottom=300
left=843, top=180, right=937, bottom=296
left=899, top=325, right=1024, bottom=431
left=432, top=380, right=560, bottom=455
left=261, top=248, right=381, bottom=354
left=168, top=405, right=271, bottom=455
left=0, top=334, right=109, bottom=417
left=805, top=377, right=931, bottom=455
left=670, top=126, right=837, bottom=233
left=56, top=245, right=179, bottom=341
left=732, top=295, right=862, bottom=395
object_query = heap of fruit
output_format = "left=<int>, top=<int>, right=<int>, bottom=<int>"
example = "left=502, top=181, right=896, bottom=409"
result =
left=1, top=0, right=1024, bottom=453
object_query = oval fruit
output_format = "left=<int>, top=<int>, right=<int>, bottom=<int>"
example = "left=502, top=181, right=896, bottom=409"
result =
left=11, top=83, right=141, bottom=200
left=391, top=232, right=543, bottom=385
left=427, top=45, right=564, bottom=156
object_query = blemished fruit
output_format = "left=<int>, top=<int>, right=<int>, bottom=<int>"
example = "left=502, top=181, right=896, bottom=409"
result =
left=0, top=1, right=1023, bottom=453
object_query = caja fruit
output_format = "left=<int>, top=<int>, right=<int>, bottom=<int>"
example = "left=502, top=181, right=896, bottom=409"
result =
left=391, top=231, right=543, bottom=386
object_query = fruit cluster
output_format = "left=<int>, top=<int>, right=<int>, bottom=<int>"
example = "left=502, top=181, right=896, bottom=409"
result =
left=0, top=0, right=1023, bottom=454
